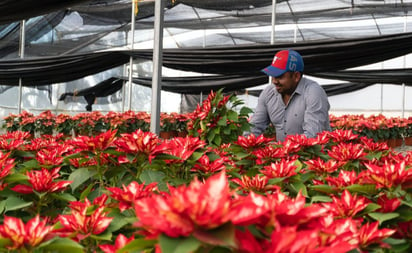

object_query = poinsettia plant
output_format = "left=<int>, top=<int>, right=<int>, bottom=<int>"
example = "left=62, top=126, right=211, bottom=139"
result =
left=186, top=89, right=253, bottom=146
left=1, top=95, right=412, bottom=252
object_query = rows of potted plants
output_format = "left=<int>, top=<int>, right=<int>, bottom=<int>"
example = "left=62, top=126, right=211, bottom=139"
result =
left=0, top=90, right=411, bottom=252
left=0, top=127, right=411, bottom=252
left=2, top=110, right=190, bottom=138
left=330, top=114, right=412, bottom=147
left=4, top=106, right=412, bottom=148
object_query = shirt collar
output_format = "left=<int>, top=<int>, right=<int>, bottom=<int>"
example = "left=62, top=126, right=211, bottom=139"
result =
left=294, top=76, right=306, bottom=95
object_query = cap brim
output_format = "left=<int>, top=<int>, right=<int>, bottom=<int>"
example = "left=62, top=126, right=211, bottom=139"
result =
left=261, top=65, right=287, bottom=77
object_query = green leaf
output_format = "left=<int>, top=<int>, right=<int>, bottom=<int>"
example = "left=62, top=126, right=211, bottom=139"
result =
left=396, top=207, right=412, bottom=221
left=18, top=158, right=40, bottom=169
left=140, top=169, right=166, bottom=184
left=213, top=135, right=222, bottom=146
left=79, top=183, right=95, bottom=200
left=311, top=195, right=332, bottom=203
left=345, top=184, right=377, bottom=194
left=209, top=247, right=233, bottom=253
left=4, top=173, right=28, bottom=183
left=68, top=167, right=97, bottom=192
left=368, top=212, right=400, bottom=224
left=117, top=238, right=157, bottom=253
left=0, top=237, right=11, bottom=249
left=382, top=238, right=411, bottom=253
left=400, top=199, right=412, bottom=208
left=90, top=230, right=112, bottom=241
left=38, top=237, right=84, bottom=253
left=207, top=130, right=216, bottom=144
left=12, top=150, right=35, bottom=159
left=190, top=151, right=204, bottom=162
left=103, top=148, right=123, bottom=156
left=51, top=192, right=77, bottom=202
left=193, top=223, right=236, bottom=248
left=4, top=196, right=32, bottom=212
left=309, top=184, right=335, bottom=194
left=0, top=200, right=5, bottom=214
left=227, top=110, right=238, bottom=122
left=268, top=177, right=286, bottom=185
left=107, top=210, right=133, bottom=232
left=159, top=235, right=201, bottom=253
left=362, top=203, right=381, bottom=214
left=240, top=107, right=254, bottom=115
left=217, top=116, right=227, bottom=126
left=289, top=181, right=308, bottom=197
left=155, top=154, right=181, bottom=161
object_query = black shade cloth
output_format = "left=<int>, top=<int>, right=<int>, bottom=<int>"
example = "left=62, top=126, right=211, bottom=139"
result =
left=0, top=12, right=67, bottom=58
left=1, top=32, right=412, bottom=90
left=128, top=75, right=268, bottom=94
left=0, top=0, right=91, bottom=25
left=129, top=32, right=412, bottom=75
left=128, top=75, right=390, bottom=96
left=58, top=77, right=123, bottom=111
left=311, top=69, right=412, bottom=85
left=0, top=51, right=130, bottom=86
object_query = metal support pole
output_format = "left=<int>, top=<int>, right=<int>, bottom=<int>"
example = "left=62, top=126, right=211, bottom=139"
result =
left=127, top=0, right=136, bottom=111
left=18, top=20, right=25, bottom=114
left=150, top=0, right=165, bottom=134
left=268, top=0, right=277, bottom=85
left=271, top=0, right=277, bottom=44
left=402, top=15, right=408, bottom=117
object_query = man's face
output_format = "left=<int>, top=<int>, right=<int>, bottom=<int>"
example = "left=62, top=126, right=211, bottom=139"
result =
left=271, top=71, right=301, bottom=95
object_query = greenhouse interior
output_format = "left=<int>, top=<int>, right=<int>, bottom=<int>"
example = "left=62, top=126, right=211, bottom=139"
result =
left=1, top=0, right=412, bottom=119
left=2, top=1, right=412, bottom=253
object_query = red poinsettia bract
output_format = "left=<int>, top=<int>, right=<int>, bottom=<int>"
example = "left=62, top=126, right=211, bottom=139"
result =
left=305, top=157, right=344, bottom=175
left=231, top=174, right=279, bottom=193
left=134, top=172, right=231, bottom=238
left=234, top=134, right=274, bottom=150
left=114, top=129, right=165, bottom=162
left=107, top=181, right=158, bottom=211
left=0, top=151, right=15, bottom=190
left=328, top=142, right=366, bottom=162
left=11, top=167, right=72, bottom=194
left=357, top=221, right=395, bottom=250
left=322, top=189, right=370, bottom=218
left=363, top=160, right=412, bottom=189
left=191, top=154, right=226, bottom=173
left=261, top=159, right=298, bottom=179
left=99, top=234, right=135, bottom=253
left=69, top=129, right=117, bottom=153
left=0, top=215, right=54, bottom=250
left=162, top=136, right=206, bottom=163
left=57, top=195, right=113, bottom=241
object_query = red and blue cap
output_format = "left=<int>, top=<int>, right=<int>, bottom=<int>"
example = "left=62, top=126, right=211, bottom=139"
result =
left=262, top=49, right=304, bottom=77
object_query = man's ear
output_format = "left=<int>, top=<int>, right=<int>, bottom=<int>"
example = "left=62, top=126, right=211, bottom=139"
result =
left=294, top=71, right=302, bottom=81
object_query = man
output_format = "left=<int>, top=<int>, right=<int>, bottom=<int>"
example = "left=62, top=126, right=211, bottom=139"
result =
left=249, top=49, right=331, bottom=141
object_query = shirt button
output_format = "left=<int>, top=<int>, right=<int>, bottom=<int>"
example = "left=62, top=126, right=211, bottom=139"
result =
left=284, top=120, right=287, bottom=122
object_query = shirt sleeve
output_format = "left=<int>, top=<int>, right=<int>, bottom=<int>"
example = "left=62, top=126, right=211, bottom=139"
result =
left=302, top=84, right=331, bottom=138
left=249, top=86, right=271, bottom=136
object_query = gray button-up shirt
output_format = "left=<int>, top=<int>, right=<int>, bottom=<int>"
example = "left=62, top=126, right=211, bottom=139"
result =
left=249, top=77, right=331, bottom=141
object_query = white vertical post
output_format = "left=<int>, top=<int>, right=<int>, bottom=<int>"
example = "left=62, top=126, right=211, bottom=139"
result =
left=402, top=15, right=407, bottom=118
left=127, top=0, right=136, bottom=111
left=269, top=0, right=277, bottom=85
left=271, top=0, right=277, bottom=44
left=150, top=0, right=165, bottom=134
left=18, top=20, right=26, bottom=114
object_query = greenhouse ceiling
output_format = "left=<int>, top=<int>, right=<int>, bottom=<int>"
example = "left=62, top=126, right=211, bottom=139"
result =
left=1, top=0, right=412, bottom=59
